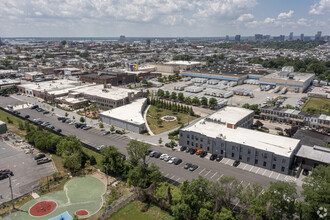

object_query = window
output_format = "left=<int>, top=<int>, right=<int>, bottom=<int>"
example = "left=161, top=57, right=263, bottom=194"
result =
left=221, top=143, right=224, bottom=147
left=272, top=164, right=276, bottom=169
left=207, top=147, right=210, bottom=151
left=247, top=157, right=250, bottom=162
left=281, top=167, right=285, bottom=172
left=232, top=146, right=235, bottom=151
left=248, top=149, right=251, bottom=154
left=200, top=144, right=203, bottom=148
left=192, top=135, right=194, bottom=139
left=200, top=138, right=203, bottom=142
left=255, top=159, right=258, bottom=164
left=195, top=137, right=198, bottom=141
left=282, top=159, right=286, bottom=164
left=256, top=151, right=259, bottom=156
left=264, top=153, right=268, bottom=159
left=208, top=139, right=210, bottom=144
left=195, top=143, right=198, bottom=147
left=220, top=150, right=223, bottom=154
left=187, top=141, right=190, bottom=145
left=232, top=153, right=235, bottom=158
left=263, top=161, right=267, bottom=167
left=192, top=142, right=194, bottom=146
left=273, top=157, right=277, bottom=161
left=240, top=148, right=242, bottom=152
left=180, top=133, right=183, bottom=137
left=239, top=155, right=242, bottom=160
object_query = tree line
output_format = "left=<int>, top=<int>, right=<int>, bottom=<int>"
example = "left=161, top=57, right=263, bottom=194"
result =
left=148, top=97, right=196, bottom=116
left=156, top=89, right=218, bottom=108
left=249, top=57, right=330, bottom=81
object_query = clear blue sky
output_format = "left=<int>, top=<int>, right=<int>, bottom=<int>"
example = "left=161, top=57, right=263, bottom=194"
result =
left=0, top=0, right=329, bottom=37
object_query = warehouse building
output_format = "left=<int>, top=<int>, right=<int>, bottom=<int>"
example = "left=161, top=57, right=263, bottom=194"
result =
left=80, top=72, right=137, bottom=85
left=99, top=98, right=147, bottom=133
left=259, top=71, right=314, bottom=93
left=179, top=107, right=301, bottom=174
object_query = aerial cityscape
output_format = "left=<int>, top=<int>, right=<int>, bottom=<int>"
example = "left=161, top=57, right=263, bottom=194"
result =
left=0, top=0, right=329, bottom=220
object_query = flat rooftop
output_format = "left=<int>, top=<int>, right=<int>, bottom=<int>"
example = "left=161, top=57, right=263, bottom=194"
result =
left=207, top=106, right=253, bottom=125
left=100, top=98, right=146, bottom=125
left=262, top=71, right=314, bottom=82
left=296, top=145, right=330, bottom=164
left=165, top=61, right=201, bottom=65
left=70, top=84, right=139, bottom=101
left=182, top=118, right=300, bottom=157
left=19, top=79, right=82, bottom=92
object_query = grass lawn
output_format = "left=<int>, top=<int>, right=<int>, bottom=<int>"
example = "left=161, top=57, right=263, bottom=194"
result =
left=0, top=109, right=28, bottom=137
left=108, top=200, right=174, bottom=220
left=81, top=147, right=104, bottom=169
left=146, top=105, right=198, bottom=134
left=301, top=98, right=330, bottom=115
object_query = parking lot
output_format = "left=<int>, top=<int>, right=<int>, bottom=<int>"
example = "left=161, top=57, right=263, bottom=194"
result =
left=0, top=141, right=55, bottom=204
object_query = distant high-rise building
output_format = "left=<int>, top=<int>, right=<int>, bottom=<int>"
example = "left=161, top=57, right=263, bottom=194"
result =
left=315, top=31, right=322, bottom=41
left=280, top=35, right=285, bottom=42
left=254, top=34, right=263, bottom=42
left=323, top=35, right=329, bottom=42
left=225, top=35, right=229, bottom=41
left=300, top=34, right=304, bottom=41
left=235, top=35, right=241, bottom=42
left=264, top=35, right=271, bottom=41
left=146, top=39, right=151, bottom=46
left=119, top=35, right=126, bottom=43
left=289, top=32, right=293, bottom=41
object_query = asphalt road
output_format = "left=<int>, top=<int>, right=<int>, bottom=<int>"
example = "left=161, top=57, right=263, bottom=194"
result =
left=0, top=141, right=55, bottom=204
left=0, top=96, right=302, bottom=191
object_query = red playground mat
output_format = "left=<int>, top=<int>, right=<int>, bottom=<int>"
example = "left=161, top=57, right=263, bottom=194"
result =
left=29, top=201, right=57, bottom=217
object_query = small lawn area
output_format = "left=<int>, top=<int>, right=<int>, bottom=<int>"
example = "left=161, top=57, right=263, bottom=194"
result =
left=301, top=98, right=330, bottom=115
left=108, top=200, right=174, bottom=220
left=146, top=105, right=198, bottom=134
left=0, top=109, right=28, bottom=137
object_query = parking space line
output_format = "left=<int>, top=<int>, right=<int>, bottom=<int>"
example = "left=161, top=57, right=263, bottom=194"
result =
left=245, top=183, right=250, bottom=188
left=255, top=168, right=260, bottom=174
left=217, top=174, right=224, bottom=181
left=240, top=180, right=243, bottom=185
left=199, top=168, right=206, bottom=175
left=210, top=172, right=218, bottom=179
left=176, top=178, right=180, bottom=182
left=249, top=166, right=254, bottom=172
left=170, top=175, right=175, bottom=180
left=269, top=171, right=273, bottom=178
left=243, top=164, right=247, bottom=170
left=225, top=159, right=231, bottom=165
left=262, top=170, right=267, bottom=176
left=276, top=173, right=280, bottom=180
left=165, top=173, right=169, bottom=177
left=204, top=170, right=211, bottom=177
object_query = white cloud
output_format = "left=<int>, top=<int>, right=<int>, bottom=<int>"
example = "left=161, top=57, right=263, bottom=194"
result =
left=237, top=13, right=254, bottom=22
left=264, top=17, right=276, bottom=24
left=277, top=10, right=294, bottom=19
left=297, top=18, right=309, bottom=27
left=309, top=0, right=330, bottom=14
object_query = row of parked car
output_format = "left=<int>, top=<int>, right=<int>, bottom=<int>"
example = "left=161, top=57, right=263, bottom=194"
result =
left=294, top=97, right=308, bottom=110
left=34, top=154, right=52, bottom=165
left=57, top=117, right=92, bottom=130
left=0, top=169, right=14, bottom=180
left=33, top=118, right=62, bottom=133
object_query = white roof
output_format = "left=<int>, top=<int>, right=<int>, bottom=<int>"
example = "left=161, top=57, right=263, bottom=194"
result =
left=182, top=119, right=300, bottom=157
left=70, top=84, right=139, bottom=101
left=100, top=98, right=146, bottom=125
left=296, top=145, right=330, bottom=164
left=207, top=106, right=253, bottom=125
left=19, top=79, right=82, bottom=92
left=165, top=61, right=201, bottom=65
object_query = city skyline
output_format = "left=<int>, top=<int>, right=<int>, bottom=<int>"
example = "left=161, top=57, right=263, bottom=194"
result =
left=0, top=0, right=329, bottom=37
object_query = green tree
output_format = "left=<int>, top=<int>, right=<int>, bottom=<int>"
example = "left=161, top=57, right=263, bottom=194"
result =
left=214, top=207, right=235, bottom=220
left=239, top=183, right=266, bottom=219
left=63, top=152, right=82, bottom=173
left=201, top=97, right=208, bottom=106
left=101, top=146, right=126, bottom=176
left=126, top=140, right=151, bottom=166
left=127, top=163, right=161, bottom=188
left=171, top=92, right=177, bottom=100
left=265, top=181, right=298, bottom=220
left=65, top=112, right=68, bottom=117
left=184, top=97, right=191, bottom=104
left=80, top=116, right=85, bottom=123
left=18, top=121, right=24, bottom=130
left=157, top=89, right=165, bottom=97
left=178, top=93, right=184, bottom=102
left=192, top=97, right=200, bottom=105
left=110, top=125, right=115, bottom=133
left=99, top=122, right=104, bottom=129
left=198, top=208, right=213, bottom=220
left=165, top=91, right=170, bottom=98
left=208, top=98, right=217, bottom=108
left=302, top=165, right=330, bottom=220
left=242, top=103, right=250, bottom=109
left=158, top=138, right=163, bottom=145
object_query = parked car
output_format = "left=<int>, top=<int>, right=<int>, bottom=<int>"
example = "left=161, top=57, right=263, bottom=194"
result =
left=185, top=148, right=191, bottom=153
left=160, top=154, right=169, bottom=160
left=103, top=131, right=110, bottom=135
left=0, top=169, right=14, bottom=176
left=195, top=150, right=203, bottom=155
left=154, top=152, right=162, bottom=158
left=216, top=155, right=224, bottom=162
left=24, top=115, right=30, bottom=119
left=165, top=143, right=171, bottom=148
left=43, top=111, right=50, bottom=114
left=30, top=105, right=39, bottom=109
left=180, top=146, right=187, bottom=151
left=80, top=125, right=87, bottom=129
left=149, top=151, right=156, bottom=157
left=302, top=169, right=309, bottom=176
left=97, top=145, right=105, bottom=151
left=210, top=154, right=217, bottom=161
left=174, top=158, right=182, bottom=165
left=200, top=151, right=207, bottom=158
left=55, top=129, right=62, bottom=133
left=190, top=149, right=196, bottom=155
left=57, top=117, right=65, bottom=121
left=163, top=155, right=172, bottom=162
left=83, top=126, right=92, bottom=130
left=65, top=119, right=72, bottom=123
left=168, top=157, right=176, bottom=164
left=233, top=160, right=240, bottom=167
left=116, top=130, right=123, bottom=134
left=37, top=158, right=52, bottom=165
left=184, top=163, right=192, bottom=169
left=275, top=127, right=283, bottom=131
left=75, top=123, right=81, bottom=128
left=34, top=154, right=46, bottom=160
left=189, top=164, right=198, bottom=171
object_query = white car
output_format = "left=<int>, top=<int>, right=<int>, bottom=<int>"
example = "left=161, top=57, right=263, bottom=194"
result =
left=160, top=154, right=168, bottom=160
left=168, top=157, right=177, bottom=164
left=97, top=145, right=105, bottom=151
left=163, top=155, right=172, bottom=162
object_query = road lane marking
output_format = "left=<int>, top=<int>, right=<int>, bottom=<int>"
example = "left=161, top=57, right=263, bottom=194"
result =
left=217, top=174, right=224, bottom=181
left=199, top=168, right=206, bottom=175
left=210, top=172, right=218, bottom=179
left=204, top=170, right=211, bottom=177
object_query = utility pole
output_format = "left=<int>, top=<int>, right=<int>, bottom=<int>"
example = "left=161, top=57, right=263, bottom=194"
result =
left=8, top=175, right=15, bottom=210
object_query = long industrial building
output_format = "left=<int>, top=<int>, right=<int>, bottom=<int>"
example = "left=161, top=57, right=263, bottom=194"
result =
left=179, top=106, right=301, bottom=174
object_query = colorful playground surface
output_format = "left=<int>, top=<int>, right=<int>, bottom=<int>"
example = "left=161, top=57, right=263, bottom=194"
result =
left=3, top=176, right=105, bottom=220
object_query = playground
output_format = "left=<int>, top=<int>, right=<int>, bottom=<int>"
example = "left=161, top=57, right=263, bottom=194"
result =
left=4, top=176, right=105, bottom=220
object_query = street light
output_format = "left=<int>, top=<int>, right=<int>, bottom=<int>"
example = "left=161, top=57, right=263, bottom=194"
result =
left=7, top=174, right=15, bottom=210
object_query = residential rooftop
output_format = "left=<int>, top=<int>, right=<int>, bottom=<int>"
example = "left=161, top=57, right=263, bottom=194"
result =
left=296, top=145, right=330, bottom=164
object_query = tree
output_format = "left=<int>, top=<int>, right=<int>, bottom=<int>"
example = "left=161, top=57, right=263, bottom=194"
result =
left=184, top=97, right=191, bottom=104
left=101, top=146, right=126, bottom=176
left=171, top=92, right=177, bottom=100
left=178, top=93, right=184, bottom=102
left=127, top=163, right=161, bottom=188
left=265, top=181, right=298, bottom=220
left=141, top=78, right=147, bottom=85
left=65, top=112, right=68, bottom=117
left=165, top=91, right=170, bottom=98
left=158, top=138, right=163, bottom=145
left=80, top=116, right=85, bottom=123
left=72, top=116, right=75, bottom=120
left=208, top=98, right=217, bottom=108
left=18, top=121, right=24, bottom=130
left=239, top=183, right=266, bottom=219
left=192, top=97, right=200, bottom=105
left=170, top=140, right=176, bottom=148
left=24, top=121, right=31, bottom=132
left=61, top=40, right=67, bottom=46
left=126, top=140, right=151, bottom=166
left=198, top=208, right=213, bottom=220
left=63, top=152, right=82, bottom=173
left=242, top=103, right=250, bottom=109
left=201, top=97, right=208, bottom=106
left=302, top=165, right=330, bottom=220
left=99, top=123, right=104, bottom=129
left=110, top=125, right=115, bottom=133
left=51, top=108, right=54, bottom=112
left=214, top=207, right=235, bottom=220
left=157, top=119, right=163, bottom=127
left=157, top=89, right=164, bottom=97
